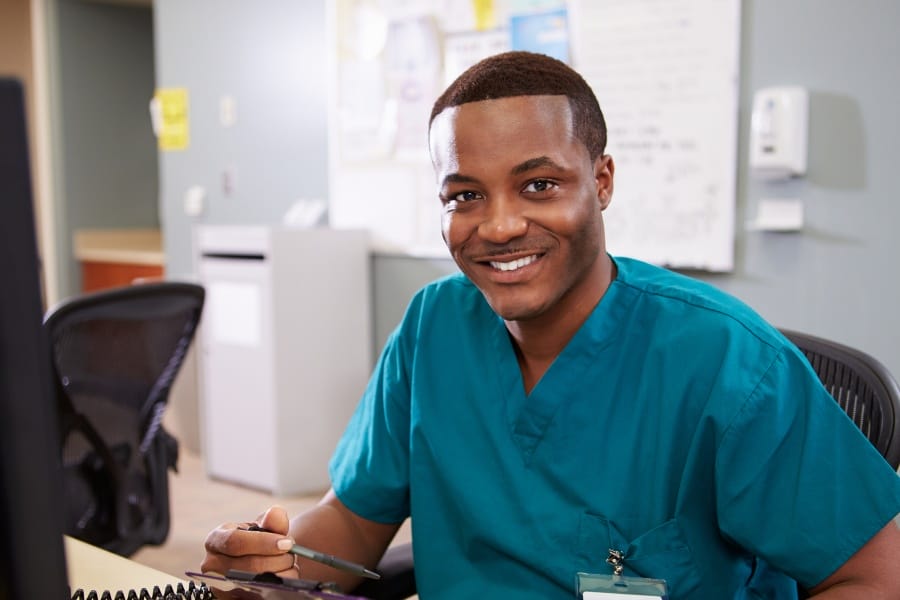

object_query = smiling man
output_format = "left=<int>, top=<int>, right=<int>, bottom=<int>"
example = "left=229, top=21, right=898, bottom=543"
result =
left=203, top=52, right=900, bottom=599
left=430, top=91, right=615, bottom=393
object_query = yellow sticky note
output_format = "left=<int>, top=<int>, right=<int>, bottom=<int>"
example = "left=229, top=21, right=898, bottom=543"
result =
left=472, top=0, right=496, bottom=30
left=155, top=88, right=189, bottom=151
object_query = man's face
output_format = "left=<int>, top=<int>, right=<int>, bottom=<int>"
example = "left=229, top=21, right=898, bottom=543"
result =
left=429, top=95, right=614, bottom=322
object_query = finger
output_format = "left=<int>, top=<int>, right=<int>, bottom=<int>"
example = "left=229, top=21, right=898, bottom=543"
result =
left=205, top=523, right=294, bottom=558
left=201, top=551, right=295, bottom=575
left=272, top=555, right=302, bottom=580
left=258, top=505, right=291, bottom=535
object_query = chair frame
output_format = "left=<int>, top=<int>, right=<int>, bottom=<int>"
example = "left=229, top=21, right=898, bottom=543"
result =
left=355, top=543, right=416, bottom=600
left=780, top=328, right=900, bottom=470
left=45, top=281, right=204, bottom=556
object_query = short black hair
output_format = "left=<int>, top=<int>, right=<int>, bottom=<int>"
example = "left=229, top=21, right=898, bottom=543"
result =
left=429, top=51, right=607, bottom=159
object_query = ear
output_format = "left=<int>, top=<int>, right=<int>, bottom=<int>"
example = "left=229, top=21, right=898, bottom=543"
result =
left=594, top=154, right=615, bottom=211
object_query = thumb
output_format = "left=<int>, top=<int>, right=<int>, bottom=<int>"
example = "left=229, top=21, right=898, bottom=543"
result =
left=259, top=505, right=291, bottom=536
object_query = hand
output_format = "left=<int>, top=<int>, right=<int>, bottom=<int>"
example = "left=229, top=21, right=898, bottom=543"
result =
left=201, top=505, right=299, bottom=578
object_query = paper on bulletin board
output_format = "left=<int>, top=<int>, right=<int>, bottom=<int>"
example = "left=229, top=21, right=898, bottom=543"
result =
left=510, top=6, right=570, bottom=62
left=383, top=15, right=443, bottom=159
left=472, top=0, right=498, bottom=30
left=444, top=28, right=511, bottom=87
left=153, top=88, right=189, bottom=151
left=338, top=58, right=393, bottom=162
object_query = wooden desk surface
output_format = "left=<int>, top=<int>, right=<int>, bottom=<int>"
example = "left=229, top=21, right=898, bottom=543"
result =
left=65, top=536, right=187, bottom=593
left=73, top=228, right=165, bottom=266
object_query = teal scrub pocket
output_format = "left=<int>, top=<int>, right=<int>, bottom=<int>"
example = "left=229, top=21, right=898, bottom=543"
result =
left=577, top=513, right=700, bottom=598
left=576, top=572, right=668, bottom=598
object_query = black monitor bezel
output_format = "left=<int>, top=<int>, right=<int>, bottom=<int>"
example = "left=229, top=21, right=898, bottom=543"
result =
left=0, top=76, right=70, bottom=599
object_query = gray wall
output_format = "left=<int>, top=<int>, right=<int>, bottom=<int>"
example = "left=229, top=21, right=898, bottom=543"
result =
left=153, top=0, right=328, bottom=285
left=155, top=1, right=900, bottom=377
left=52, top=0, right=158, bottom=297
left=692, top=1, right=900, bottom=377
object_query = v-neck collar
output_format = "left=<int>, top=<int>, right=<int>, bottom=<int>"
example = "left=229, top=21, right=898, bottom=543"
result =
left=489, top=263, right=631, bottom=465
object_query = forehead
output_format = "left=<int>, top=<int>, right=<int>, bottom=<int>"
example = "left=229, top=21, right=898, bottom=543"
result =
left=429, top=95, right=578, bottom=171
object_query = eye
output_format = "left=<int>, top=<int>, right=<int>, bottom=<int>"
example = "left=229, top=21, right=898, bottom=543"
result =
left=441, top=190, right=483, bottom=204
left=522, top=179, right=557, bottom=194
left=453, top=190, right=483, bottom=202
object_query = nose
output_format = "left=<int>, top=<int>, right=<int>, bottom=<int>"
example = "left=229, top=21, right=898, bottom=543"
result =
left=477, top=195, right=527, bottom=243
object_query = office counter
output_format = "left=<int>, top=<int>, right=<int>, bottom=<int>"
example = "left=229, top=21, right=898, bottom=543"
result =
left=73, top=228, right=164, bottom=293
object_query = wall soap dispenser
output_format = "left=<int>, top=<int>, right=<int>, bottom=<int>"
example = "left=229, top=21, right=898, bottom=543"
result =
left=749, top=86, right=809, bottom=181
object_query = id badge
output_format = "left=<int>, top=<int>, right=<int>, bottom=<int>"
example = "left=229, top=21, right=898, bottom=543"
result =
left=575, top=549, right=668, bottom=599
left=576, top=572, right=668, bottom=599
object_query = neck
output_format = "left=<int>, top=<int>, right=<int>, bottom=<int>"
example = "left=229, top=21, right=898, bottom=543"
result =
left=507, top=254, right=616, bottom=393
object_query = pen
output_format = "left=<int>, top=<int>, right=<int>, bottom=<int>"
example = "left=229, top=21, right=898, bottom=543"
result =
left=243, top=524, right=381, bottom=580
left=287, top=542, right=381, bottom=580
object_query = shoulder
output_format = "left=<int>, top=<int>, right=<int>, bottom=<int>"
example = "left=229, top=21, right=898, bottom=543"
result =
left=608, top=256, right=814, bottom=402
left=612, top=255, right=786, bottom=350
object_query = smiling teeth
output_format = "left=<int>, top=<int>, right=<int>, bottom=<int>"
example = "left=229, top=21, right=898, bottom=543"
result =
left=490, top=255, right=537, bottom=271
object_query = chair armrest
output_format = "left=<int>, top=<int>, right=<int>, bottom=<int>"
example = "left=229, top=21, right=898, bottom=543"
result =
left=354, top=542, right=416, bottom=600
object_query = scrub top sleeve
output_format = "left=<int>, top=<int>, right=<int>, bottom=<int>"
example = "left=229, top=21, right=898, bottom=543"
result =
left=329, top=327, right=413, bottom=524
left=715, top=346, right=900, bottom=589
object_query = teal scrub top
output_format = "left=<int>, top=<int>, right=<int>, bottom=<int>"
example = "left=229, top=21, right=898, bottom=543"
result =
left=329, top=256, right=900, bottom=600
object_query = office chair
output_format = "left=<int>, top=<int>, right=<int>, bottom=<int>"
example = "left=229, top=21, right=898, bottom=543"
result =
left=44, top=281, right=205, bottom=557
left=780, top=328, right=900, bottom=599
left=355, top=543, right=417, bottom=600
left=780, top=328, right=900, bottom=470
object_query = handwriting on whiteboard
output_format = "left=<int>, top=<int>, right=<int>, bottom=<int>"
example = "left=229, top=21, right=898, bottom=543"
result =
left=570, top=0, right=741, bottom=271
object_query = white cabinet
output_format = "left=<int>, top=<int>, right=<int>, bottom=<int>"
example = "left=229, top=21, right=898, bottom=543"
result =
left=195, top=225, right=370, bottom=495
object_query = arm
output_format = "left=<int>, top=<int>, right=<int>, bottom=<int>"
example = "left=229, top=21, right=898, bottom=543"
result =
left=288, top=489, right=402, bottom=590
left=201, top=489, right=401, bottom=592
left=807, top=516, right=900, bottom=598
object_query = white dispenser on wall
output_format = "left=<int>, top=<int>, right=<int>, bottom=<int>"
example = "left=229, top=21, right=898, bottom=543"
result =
left=749, top=86, right=809, bottom=180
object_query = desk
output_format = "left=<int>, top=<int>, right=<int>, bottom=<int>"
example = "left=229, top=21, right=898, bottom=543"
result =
left=64, top=537, right=378, bottom=599
left=73, top=228, right=165, bottom=293
left=65, top=536, right=186, bottom=593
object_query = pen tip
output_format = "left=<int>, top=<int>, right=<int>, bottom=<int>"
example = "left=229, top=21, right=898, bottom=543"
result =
left=365, top=569, right=382, bottom=580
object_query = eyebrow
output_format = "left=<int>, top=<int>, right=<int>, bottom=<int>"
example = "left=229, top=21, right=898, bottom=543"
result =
left=510, top=155, right=566, bottom=176
left=441, top=173, right=480, bottom=187
left=440, top=156, right=566, bottom=188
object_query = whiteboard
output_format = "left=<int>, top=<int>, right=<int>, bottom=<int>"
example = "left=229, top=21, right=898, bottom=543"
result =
left=328, top=0, right=741, bottom=270
left=569, top=0, right=741, bottom=271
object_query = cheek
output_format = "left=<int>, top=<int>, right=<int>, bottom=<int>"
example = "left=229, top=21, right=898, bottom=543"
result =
left=440, top=210, right=453, bottom=245
left=538, top=197, right=603, bottom=259
left=539, top=198, right=596, bottom=235
left=441, top=210, right=470, bottom=250
left=568, top=202, right=603, bottom=254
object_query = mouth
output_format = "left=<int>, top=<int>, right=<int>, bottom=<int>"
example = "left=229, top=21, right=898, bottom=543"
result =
left=469, top=250, right=545, bottom=283
left=489, top=254, right=539, bottom=272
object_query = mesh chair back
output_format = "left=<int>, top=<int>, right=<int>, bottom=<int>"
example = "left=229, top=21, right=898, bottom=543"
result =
left=781, top=329, right=900, bottom=470
left=44, top=282, right=204, bottom=556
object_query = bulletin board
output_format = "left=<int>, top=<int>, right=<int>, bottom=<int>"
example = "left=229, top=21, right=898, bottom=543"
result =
left=327, top=0, right=741, bottom=271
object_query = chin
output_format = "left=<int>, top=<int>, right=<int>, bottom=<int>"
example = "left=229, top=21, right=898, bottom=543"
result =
left=484, top=294, right=548, bottom=322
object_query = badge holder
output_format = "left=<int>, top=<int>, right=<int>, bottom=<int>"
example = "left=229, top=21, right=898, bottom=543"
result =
left=576, top=549, right=669, bottom=599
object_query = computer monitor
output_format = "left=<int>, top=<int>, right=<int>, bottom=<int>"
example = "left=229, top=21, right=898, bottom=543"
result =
left=0, top=77, right=70, bottom=598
